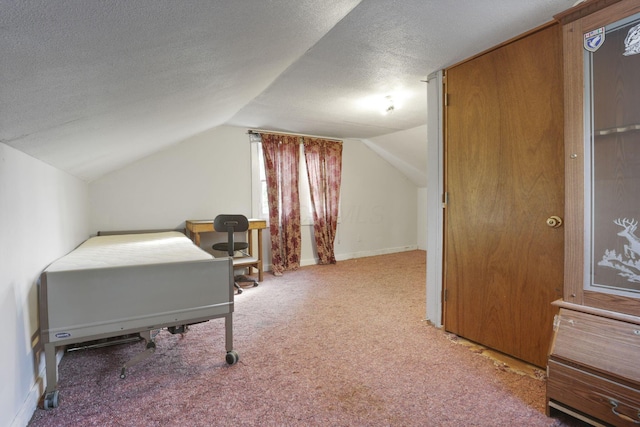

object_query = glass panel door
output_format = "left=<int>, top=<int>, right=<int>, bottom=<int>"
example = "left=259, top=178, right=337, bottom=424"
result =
left=586, top=13, right=640, bottom=297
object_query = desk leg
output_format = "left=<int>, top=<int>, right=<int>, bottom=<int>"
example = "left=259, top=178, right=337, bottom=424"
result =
left=257, top=228, right=263, bottom=281
left=193, top=232, right=201, bottom=247
left=247, top=229, right=254, bottom=275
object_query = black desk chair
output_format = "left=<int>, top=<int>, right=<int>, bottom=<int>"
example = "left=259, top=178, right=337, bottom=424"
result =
left=212, top=214, right=259, bottom=294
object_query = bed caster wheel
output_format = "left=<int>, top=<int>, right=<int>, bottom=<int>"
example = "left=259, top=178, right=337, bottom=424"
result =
left=225, top=350, right=239, bottom=365
left=43, top=390, right=59, bottom=409
left=253, top=282, right=259, bottom=287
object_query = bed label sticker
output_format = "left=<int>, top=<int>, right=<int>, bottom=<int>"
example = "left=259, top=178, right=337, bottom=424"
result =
left=55, top=332, right=71, bottom=338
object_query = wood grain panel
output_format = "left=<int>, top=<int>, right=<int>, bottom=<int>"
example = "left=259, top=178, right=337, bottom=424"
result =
left=562, top=0, right=640, bottom=310
left=555, top=0, right=622, bottom=25
left=551, top=309, right=640, bottom=383
left=547, top=360, right=640, bottom=426
left=584, top=291, right=640, bottom=317
left=562, top=17, right=586, bottom=305
left=444, top=24, right=564, bottom=367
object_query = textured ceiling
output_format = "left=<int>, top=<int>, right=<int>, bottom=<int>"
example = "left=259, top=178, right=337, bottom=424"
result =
left=1, top=0, right=577, bottom=182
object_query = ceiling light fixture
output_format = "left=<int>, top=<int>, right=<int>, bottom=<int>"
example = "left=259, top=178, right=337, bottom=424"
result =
left=355, top=90, right=410, bottom=114
left=382, top=95, right=395, bottom=115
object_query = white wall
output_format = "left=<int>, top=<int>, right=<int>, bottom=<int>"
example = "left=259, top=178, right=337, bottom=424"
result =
left=89, top=125, right=419, bottom=266
left=1, top=143, right=89, bottom=427
left=334, top=137, right=418, bottom=260
left=89, top=125, right=252, bottom=232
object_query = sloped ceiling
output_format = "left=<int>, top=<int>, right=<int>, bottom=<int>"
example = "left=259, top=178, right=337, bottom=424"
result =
left=1, top=0, right=577, bottom=183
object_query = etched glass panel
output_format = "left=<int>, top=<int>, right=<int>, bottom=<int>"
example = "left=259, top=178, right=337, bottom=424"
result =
left=586, top=13, right=640, bottom=296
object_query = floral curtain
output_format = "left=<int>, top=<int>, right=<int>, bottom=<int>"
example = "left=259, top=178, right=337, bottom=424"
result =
left=303, top=138, right=343, bottom=264
left=261, top=133, right=302, bottom=275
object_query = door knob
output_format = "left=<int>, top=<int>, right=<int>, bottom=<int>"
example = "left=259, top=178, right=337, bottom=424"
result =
left=546, top=216, right=563, bottom=228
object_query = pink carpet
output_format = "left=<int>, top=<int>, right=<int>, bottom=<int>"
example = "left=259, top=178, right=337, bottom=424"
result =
left=29, top=251, right=586, bottom=426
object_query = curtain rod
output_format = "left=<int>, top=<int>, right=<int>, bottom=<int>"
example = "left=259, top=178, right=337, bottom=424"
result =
left=247, top=129, right=342, bottom=143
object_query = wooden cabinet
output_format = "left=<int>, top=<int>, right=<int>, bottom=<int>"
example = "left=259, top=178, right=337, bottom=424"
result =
left=547, top=360, right=640, bottom=426
left=548, top=306, right=640, bottom=425
left=548, top=1, right=640, bottom=425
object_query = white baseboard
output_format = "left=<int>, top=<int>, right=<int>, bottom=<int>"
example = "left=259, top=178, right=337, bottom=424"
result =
left=12, top=348, right=64, bottom=427
left=299, top=245, right=419, bottom=267
left=336, top=245, right=419, bottom=262
left=12, top=381, right=41, bottom=427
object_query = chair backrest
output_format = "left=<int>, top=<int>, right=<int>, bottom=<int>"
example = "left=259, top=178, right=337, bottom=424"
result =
left=213, top=215, right=249, bottom=256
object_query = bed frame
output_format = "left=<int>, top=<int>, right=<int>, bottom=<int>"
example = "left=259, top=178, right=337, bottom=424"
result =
left=38, top=231, right=237, bottom=409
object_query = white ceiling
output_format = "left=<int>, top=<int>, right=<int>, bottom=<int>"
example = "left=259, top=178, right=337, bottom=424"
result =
left=1, top=0, right=577, bottom=183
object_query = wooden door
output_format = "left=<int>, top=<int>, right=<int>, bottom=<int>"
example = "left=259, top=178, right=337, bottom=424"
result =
left=444, top=24, right=564, bottom=368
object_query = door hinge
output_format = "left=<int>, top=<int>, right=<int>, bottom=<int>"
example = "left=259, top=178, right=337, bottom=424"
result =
left=443, top=289, right=448, bottom=302
left=444, top=93, right=449, bottom=106
left=442, top=192, right=448, bottom=208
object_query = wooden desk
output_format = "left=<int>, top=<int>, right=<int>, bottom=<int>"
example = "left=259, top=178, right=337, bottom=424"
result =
left=186, top=219, right=267, bottom=281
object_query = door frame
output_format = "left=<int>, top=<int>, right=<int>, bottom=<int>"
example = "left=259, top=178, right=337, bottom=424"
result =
left=425, top=70, right=444, bottom=327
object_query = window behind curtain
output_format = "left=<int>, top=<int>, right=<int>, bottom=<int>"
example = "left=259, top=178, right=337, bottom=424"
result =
left=251, top=141, right=315, bottom=224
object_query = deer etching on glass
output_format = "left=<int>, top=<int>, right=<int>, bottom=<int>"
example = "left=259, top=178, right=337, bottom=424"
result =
left=614, top=218, right=640, bottom=260
left=598, top=217, right=640, bottom=285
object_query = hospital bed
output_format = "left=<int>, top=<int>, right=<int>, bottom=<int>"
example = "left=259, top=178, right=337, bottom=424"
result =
left=38, top=231, right=238, bottom=409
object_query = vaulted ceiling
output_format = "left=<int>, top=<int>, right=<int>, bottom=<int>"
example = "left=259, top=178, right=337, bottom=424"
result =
left=1, top=0, right=577, bottom=183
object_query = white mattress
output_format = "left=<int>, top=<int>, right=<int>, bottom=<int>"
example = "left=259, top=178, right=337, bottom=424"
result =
left=40, top=231, right=233, bottom=344
left=46, top=231, right=212, bottom=272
